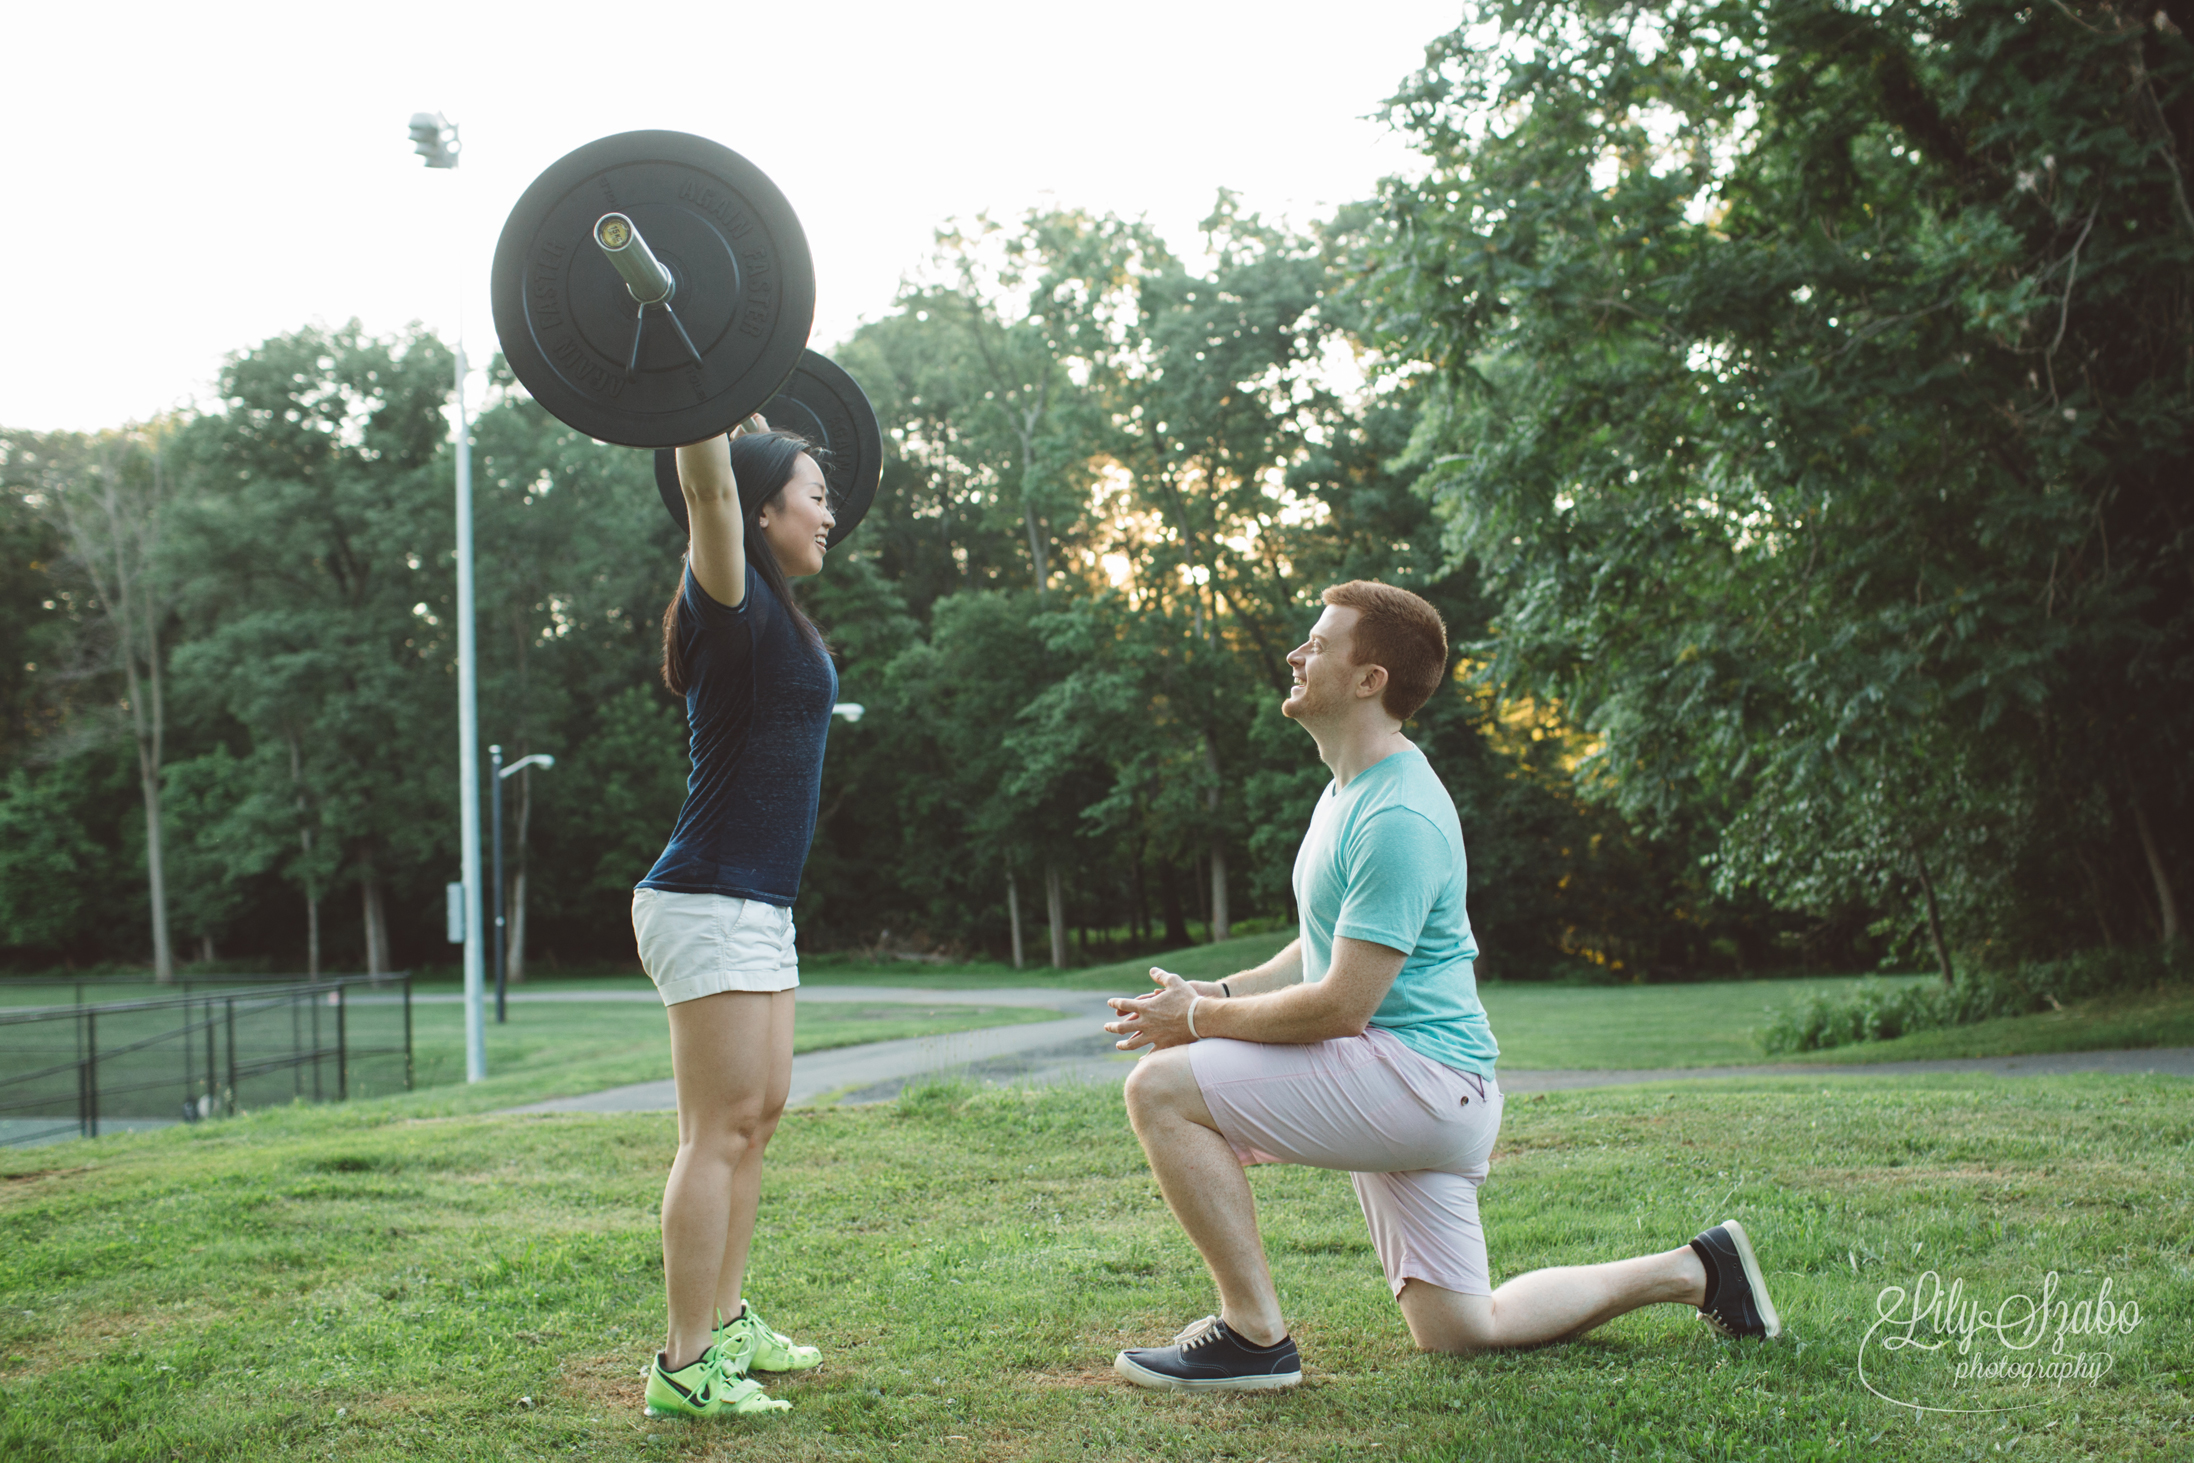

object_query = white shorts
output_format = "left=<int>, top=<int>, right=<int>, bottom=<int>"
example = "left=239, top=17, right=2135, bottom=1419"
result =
left=1189, top=1026, right=1502, bottom=1297
left=630, top=889, right=800, bottom=1004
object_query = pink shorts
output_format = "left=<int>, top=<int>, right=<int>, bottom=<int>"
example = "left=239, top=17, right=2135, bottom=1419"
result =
left=1189, top=1026, right=1502, bottom=1297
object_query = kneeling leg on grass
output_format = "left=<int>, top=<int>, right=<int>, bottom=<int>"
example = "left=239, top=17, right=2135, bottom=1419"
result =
left=1398, top=1217, right=1781, bottom=1352
left=1117, top=1044, right=1779, bottom=1385
left=1113, top=1050, right=1303, bottom=1391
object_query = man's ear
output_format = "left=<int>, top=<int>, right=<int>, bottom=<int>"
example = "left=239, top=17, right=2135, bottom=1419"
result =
left=1355, top=663, right=1389, bottom=701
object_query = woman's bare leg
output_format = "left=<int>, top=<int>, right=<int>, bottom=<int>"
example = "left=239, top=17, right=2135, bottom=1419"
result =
left=712, top=989, right=796, bottom=1322
left=1396, top=1246, right=1707, bottom=1353
left=660, top=989, right=787, bottom=1370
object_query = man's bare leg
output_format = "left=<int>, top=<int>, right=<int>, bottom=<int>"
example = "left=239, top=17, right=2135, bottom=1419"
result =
left=1396, top=1246, right=1707, bottom=1353
left=1121, top=1047, right=1288, bottom=1346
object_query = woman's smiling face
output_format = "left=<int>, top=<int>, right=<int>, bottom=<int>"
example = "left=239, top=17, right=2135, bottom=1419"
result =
left=756, top=454, right=835, bottom=577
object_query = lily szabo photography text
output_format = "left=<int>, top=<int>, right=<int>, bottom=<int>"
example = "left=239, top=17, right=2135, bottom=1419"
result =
left=1861, top=1270, right=2151, bottom=1414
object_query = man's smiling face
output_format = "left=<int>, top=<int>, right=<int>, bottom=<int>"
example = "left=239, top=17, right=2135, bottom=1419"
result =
left=1282, top=605, right=1365, bottom=724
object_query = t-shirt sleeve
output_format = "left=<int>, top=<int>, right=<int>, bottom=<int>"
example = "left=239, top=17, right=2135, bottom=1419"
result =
left=679, top=562, right=756, bottom=679
left=1332, top=807, right=1450, bottom=956
left=682, top=561, right=753, bottom=631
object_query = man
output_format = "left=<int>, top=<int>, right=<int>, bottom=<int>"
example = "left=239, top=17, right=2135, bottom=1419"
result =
left=1103, top=581, right=1779, bottom=1392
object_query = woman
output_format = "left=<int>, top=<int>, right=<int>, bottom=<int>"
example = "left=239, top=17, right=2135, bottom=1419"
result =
left=631, top=420, right=835, bottom=1420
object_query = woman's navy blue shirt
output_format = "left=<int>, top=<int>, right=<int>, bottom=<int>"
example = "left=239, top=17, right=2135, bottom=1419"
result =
left=636, top=562, right=836, bottom=906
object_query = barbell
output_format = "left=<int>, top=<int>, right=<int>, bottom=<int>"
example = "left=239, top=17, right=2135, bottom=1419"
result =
left=489, top=130, right=880, bottom=541
left=652, top=348, right=882, bottom=549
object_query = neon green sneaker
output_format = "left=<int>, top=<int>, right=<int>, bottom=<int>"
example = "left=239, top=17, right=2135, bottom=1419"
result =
left=642, top=1345, right=790, bottom=1419
left=715, top=1304, right=821, bottom=1374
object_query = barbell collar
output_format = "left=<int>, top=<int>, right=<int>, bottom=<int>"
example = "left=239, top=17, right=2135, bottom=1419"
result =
left=594, top=213, right=674, bottom=306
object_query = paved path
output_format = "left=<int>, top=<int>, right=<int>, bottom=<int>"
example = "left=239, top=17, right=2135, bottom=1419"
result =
left=501, top=985, right=1122, bottom=1114
left=495, top=982, right=2194, bottom=1114
left=379, top=985, right=1099, bottom=1007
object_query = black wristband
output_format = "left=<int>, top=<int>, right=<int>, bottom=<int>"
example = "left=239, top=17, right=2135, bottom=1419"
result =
left=1221, top=980, right=1233, bottom=998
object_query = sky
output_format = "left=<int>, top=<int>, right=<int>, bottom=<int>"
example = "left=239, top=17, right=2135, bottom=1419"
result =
left=4, top=0, right=1462, bottom=433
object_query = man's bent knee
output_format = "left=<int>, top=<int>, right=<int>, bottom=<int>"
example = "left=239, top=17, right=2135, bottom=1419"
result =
left=1123, top=1046, right=1198, bottom=1119
left=1398, top=1281, right=1498, bottom=1354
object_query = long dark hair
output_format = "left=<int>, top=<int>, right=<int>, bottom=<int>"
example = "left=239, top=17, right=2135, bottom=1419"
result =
left=660, top=430, right=829, bottom=695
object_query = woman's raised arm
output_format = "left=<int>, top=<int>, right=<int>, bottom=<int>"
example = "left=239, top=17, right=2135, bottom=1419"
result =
left=677, top=415, right=764, bottom=607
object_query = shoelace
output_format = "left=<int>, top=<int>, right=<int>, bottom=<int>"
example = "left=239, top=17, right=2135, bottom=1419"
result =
left=1171, top=1316, right=1224, bottom=1351
left=660, top=1354, right=717, bottom=1404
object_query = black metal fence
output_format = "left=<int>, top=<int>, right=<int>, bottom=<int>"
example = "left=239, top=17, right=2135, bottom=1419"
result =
left=0, top=975, right=413, bottom=1147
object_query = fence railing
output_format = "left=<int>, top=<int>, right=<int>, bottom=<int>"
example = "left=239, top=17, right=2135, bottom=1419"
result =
left=0, top=975, right=412, bottom=1147
left=0, top=972, right=399, bottom=1004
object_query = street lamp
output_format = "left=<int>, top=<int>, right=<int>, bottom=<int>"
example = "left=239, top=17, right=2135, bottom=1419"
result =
left=409, top=108, right=485, bottom=1082
left=408, top=112, right=460, bottom=169
left=490, top=746, right=556, bottom=1023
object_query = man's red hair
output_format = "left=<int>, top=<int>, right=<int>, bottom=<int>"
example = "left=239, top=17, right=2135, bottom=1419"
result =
left=1320, top=581, right=1449, bottom=720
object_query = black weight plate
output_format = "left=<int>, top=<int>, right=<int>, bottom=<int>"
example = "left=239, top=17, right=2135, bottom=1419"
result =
left=653, top=349, right=883, bottom=548
left=491, top=130, right=814, bottom=449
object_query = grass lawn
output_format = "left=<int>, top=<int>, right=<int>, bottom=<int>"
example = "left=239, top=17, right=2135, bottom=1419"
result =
left=1473, top=977, right=1937, bottom=1071
left=1, top=1071, right=2186, bottom=1461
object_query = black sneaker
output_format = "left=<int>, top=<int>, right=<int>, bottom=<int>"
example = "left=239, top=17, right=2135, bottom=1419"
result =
left=1113, top=1315, right=1302, bottom=1392
left=1690, top=1220, right=1782, bottom=1339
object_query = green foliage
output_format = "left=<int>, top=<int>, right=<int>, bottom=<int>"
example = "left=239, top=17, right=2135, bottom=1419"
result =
left=548, top=684, right=688, bottom=901
left=1377, top=0, right=2194, bottom=966
left=0, top=757, right=127, bottom=955
left=0, top=248, right=1824, bottom=979
left=1763, top=944, right=2192, bottom=1053
left=1763, top=976, right=1952, bottom=1053
left=0, top=470, right=71, bottom=763
left=158, top=744, right=275, bottom=948
left=162, top=323, right=468, bottom=958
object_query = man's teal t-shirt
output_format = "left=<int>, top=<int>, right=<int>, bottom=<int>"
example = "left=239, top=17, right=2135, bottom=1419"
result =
left=1292, top=745, right=1499, bottom=1076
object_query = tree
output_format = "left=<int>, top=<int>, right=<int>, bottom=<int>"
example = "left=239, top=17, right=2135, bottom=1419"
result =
left=1377, top=0, right=2194, bottom=966
left=1020, top=200, right=1355, bottom=939
left=0, top=758, right=124, bottom=957
left=919, top=218, right=1113, bottom=599
left=466, top=377, right=682, bottom=980
left=173, top=323, right=461, bottom=972
left=0, top=461, right=75, bottom=766
left=835, top=275, right=1103, bottom=618
left=879, top=589, right=1086, bottom=962
left=9, top=426, right=189, bottom=979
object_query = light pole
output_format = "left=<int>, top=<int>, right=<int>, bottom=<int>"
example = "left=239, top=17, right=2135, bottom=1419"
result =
left=409, top=110, right=486, bottom=1082
left=491, top=746, right=555, bottom=1022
